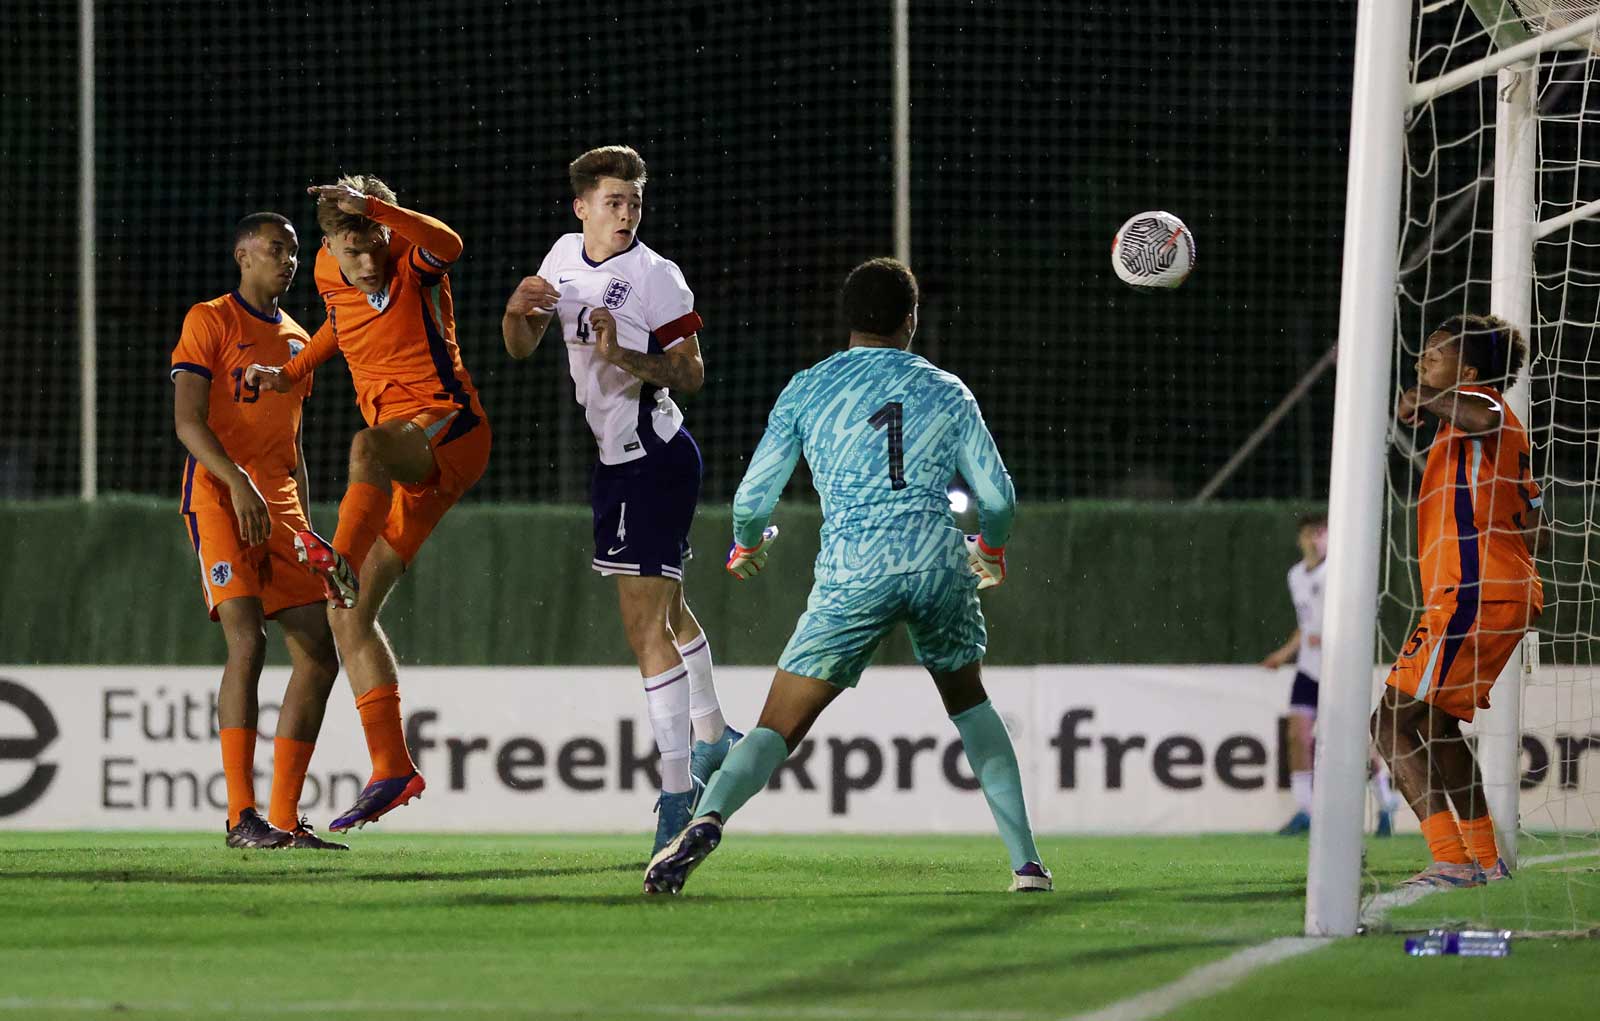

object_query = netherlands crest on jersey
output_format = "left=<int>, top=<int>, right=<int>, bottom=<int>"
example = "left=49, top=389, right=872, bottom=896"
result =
left=287, top=338, right=305, bottom=358
left=367, top=286, right=391, bottom=313
left=210, top=561, right=233, bottom=586
left=604, top=278, right=632, bottom=310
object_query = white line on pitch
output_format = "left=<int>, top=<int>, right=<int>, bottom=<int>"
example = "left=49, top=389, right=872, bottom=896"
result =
left=1063, top=937, right=1332, bottom=1021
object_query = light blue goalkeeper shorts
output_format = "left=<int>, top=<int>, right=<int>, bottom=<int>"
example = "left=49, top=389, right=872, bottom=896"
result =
left=777, top=568, right=988, bottom=688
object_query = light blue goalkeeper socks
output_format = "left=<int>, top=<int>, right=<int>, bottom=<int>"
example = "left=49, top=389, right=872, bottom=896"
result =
left=697, top=726, right=789, bottom=823
left=952, top=700, right=1041, bottom=870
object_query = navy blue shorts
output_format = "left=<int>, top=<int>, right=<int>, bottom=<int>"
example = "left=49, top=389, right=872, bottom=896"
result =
left=590, top=428, right=701, bottom=582
left=1289, top=671, right=1320, bottom=710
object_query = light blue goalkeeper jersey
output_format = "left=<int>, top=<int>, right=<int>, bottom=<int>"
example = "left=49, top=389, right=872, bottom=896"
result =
left=733, top=346, right=1015, bottom=584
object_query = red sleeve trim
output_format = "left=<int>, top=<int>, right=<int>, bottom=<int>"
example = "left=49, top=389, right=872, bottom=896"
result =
left=654, top=311, right=703, bottom=346
left=976, top=536, right=1005, bottom=557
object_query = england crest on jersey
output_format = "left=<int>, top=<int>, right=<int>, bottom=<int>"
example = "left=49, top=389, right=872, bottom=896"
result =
left=604, top=278, right=632, bottom=310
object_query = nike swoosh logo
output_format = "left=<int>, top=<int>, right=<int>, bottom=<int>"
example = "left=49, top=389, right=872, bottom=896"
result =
left=558, top=277, right=573, bottom=284
left=236, top=343, right=255, bottom=350
left=607, top=545, right=627, bottom=556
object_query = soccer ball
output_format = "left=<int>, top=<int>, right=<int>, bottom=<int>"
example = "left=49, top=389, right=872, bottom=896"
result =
left=1111, top=211, right=1195, bottom=289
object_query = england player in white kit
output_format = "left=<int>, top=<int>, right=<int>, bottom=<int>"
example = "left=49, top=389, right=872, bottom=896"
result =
left=501, top=146, right=740, bottom=855
left=1260, top=513, right=1398, bottom=835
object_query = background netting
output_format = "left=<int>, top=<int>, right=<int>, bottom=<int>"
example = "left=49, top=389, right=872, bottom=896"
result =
left=1376, top=0, right=1599, bottom=933
left=7, top=0, right=1363, bottom=505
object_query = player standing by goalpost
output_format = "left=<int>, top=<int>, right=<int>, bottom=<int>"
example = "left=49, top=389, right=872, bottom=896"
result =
left=1372, top=315, right=1543, bottom=888
left=247, top=177, right=493, bottom=833
left=501, top=146, right=739, bottom=855
left=1259, top=512, right=1399, bottom=836
left=644, top=258, right=1050, bottom=896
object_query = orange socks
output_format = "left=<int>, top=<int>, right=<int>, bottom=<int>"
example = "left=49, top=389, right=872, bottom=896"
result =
left=1458, top=815, right=1501, bottom=869
left=1420, top=810, right=1472, bottom=865
left=333, top=481, right=391, bottom=574
left=268, top=737, right=316, bottom=832
left=220, top=727, right=256, bottom=829
left=355, top=684, right=415, bottom=780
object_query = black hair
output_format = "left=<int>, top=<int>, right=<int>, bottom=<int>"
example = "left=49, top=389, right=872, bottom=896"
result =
left=1432, top=313, right=1528, bottom=384
left=841, top=257, right=919, bottom=336
left=1297, top=512, right=1327, bottom=532
left=233, top=212, right=294, bottom=248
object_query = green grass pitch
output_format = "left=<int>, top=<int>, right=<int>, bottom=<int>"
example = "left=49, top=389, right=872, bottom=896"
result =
left=1, top=832, right=1594, bottom=1019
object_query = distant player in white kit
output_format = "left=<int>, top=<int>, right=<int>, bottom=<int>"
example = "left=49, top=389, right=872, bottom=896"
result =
left=1259, top=512, right=1399, bottom=835
left=501, top=146, right=739, bottom=855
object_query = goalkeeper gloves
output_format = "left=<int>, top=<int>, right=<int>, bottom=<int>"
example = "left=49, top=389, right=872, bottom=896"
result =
left=964, top=534, right=1006, bottom=589
left=726, top=525, right=780, bottom=580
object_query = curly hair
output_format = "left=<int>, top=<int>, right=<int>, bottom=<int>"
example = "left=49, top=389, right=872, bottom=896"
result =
left=1432, top=313, right=1529, bottom=384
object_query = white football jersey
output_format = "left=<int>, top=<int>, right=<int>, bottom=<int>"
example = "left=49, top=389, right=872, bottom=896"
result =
left=1287, top=559, right=1326, bottom=681
left=537, top=234, right=703, bottom=465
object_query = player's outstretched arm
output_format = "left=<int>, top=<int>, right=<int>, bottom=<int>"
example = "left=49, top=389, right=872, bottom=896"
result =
left=955, top=396, right=1016, bottom=549
left=172, top=373, right=271, bottom=547
left=732, top=380, right=805, bottom=550
left=245, top=319, right=339, bottom=393
left=502, top=276, right=560, bottom=359
left=308, top=184, right=464, bottom=265
left=589, top=307, right=704, bottom=394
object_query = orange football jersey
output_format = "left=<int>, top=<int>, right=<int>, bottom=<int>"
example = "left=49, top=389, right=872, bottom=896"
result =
left=170, top=290, right=312, bottom=502
left=1416, top=385, right=1543, bottom=611
left=290, top=199, right=485, bottom=441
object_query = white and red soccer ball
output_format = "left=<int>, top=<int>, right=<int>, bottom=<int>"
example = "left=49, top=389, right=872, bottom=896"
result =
left=1111, top=210, right=1195, bottom=289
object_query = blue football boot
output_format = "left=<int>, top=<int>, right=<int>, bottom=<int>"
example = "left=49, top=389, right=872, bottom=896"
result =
left=329, top=772, right=426, bottom=832
left=644, top=814, right=723, bottom=895
left=651, top=777, right=705, bottom=857
left=1276, top=811, right=1311, bottom=836
left=690, top=726, right=743, bottom=786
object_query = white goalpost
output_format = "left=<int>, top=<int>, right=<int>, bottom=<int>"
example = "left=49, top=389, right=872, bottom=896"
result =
left=1309, top=0, right=1600, bottom=937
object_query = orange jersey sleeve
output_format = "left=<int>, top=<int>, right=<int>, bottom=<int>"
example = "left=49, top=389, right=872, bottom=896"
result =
left=367, top=197, right=463, bottom=273
left=282, top=316, right=339, bottom=385
left=1415, top=385, right=1542, bottom=610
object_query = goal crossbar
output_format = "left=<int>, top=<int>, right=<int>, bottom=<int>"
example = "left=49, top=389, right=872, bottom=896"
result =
left=1410, top=10, right=1600, bottom=107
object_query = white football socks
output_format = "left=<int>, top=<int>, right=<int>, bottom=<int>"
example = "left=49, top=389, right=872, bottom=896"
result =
left=677, top=634, right=728, bottom=744
left=1291, top=770, right=1314, bottom=814
left=642, top=662, right=692, bottom=794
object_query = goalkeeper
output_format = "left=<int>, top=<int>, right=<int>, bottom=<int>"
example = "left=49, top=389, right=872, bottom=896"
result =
left=644, top=258, right=1049, bottom=895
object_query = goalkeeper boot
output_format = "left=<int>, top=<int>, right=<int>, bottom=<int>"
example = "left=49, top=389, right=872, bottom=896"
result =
left=690, top=726, right=744, bottom=786
left=651, top=777, right=705, bottom=857
left=288, top=818, right=349, bottom=851
left=329, top=772, right=426, bottom=832
left=1009, top=861, right=1054, bottom=893
left=644, top=814, right=723, bottom=895
left=225, top=808, right=293, bottom=850
left=294, top=529, right=359, bottom=610
left=1402, top=861, right=1485, bottom=889
left=1276, top=811, right=1311, bottom=836
left=1485, top=858, right=1513, bottom=883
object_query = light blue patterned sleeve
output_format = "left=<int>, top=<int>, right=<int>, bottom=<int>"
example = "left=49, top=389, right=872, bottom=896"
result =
left=955, top=392, right=1015, bottom=548
left=733, top=376, right=805, bottom=549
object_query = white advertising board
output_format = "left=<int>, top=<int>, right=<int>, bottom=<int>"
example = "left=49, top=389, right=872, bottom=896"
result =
left=0, top=665, right=1594, bottom=834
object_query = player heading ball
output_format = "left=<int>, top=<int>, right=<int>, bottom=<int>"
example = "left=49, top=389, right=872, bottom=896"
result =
left=502, top=146, right=739, bottom=858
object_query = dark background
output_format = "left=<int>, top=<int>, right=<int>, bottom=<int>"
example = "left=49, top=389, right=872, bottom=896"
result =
left=2, top=1, right=1363, bottom=504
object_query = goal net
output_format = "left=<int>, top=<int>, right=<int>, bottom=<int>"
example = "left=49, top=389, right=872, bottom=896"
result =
left=1364, top=0, right=1600, bottom=935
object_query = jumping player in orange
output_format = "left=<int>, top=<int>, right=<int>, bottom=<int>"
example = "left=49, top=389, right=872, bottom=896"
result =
left=171, top=212, right=345, bottom=850
left=1372, top=313, right=1543, bottom=888
left=246, top=177, right=491, bottom=832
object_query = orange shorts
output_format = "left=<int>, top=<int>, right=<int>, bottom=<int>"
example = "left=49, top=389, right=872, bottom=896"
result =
left=379, top=406, right=491, bottom=564
left=1386, top=600, right=1536, bottom=722
left=181, top=483, right=325, bottom=622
